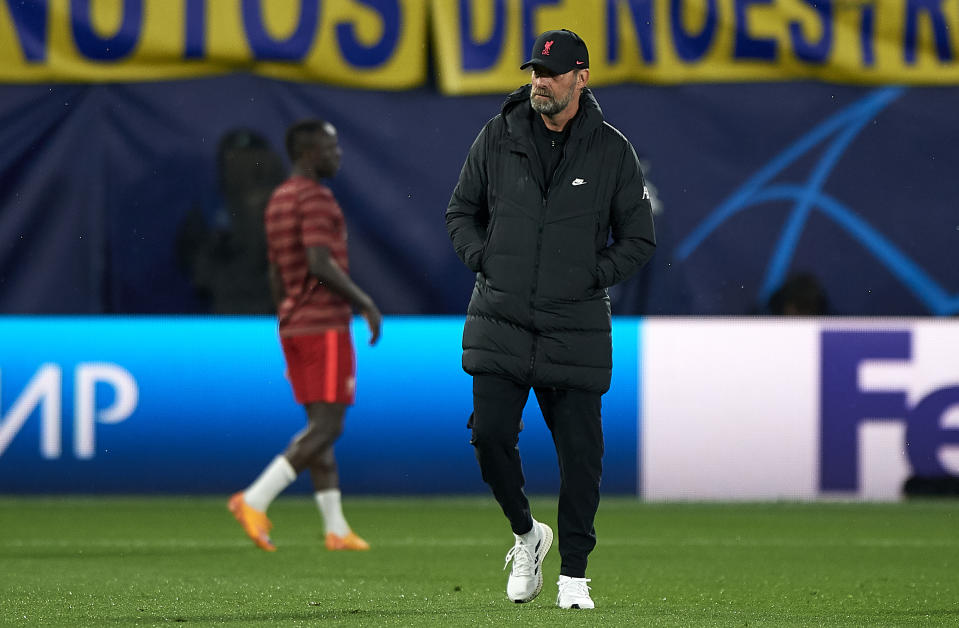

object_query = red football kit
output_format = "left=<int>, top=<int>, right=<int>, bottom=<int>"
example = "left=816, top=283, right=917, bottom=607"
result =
left=265, top=176, right=355, bottom=404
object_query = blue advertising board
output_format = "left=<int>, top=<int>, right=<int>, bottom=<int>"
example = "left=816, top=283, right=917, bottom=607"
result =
left=0, top=316, right=640, bottom=495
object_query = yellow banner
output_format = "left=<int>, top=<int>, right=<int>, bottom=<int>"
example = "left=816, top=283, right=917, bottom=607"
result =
left=1, top=1, right=958, bottom=92
left=433, top=0, right=959, bottom=94
left=0, top=0, right=427, bottom=88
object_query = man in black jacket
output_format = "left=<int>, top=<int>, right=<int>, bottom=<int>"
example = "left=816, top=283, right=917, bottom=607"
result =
left=446, top=30, right=656, bottom=610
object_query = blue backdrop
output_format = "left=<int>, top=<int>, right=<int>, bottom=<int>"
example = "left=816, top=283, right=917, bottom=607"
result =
left=1, top=78, right=956, bottom=317
left=0, top=316, right=640, bottom=495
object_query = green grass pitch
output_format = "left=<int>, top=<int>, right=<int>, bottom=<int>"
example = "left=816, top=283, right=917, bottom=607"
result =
left=2, top=496, right=958, bottom=626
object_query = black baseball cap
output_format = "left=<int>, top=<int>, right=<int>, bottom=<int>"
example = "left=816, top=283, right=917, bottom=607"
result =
left=520, top=29, right=589, bottom=74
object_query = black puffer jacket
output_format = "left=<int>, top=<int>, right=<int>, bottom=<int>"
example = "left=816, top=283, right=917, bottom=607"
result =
left=447, top=85, right=656, bottom=393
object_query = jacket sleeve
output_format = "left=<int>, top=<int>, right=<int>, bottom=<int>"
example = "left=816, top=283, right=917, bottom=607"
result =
left=446, top=123, right=491, bottom=273
left=595, top=140, right=657, bottom=288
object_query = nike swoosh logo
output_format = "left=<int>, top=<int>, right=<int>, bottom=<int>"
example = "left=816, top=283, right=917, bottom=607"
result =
left=576, top=61, right=585, bottom=65
left=572, top=178, right=586, bottom=186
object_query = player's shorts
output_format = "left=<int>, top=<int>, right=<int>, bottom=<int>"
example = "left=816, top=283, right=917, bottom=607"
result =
left=280, top=329, right=356, bottom=405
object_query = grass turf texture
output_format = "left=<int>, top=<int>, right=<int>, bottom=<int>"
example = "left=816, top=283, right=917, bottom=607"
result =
left=2, top=497, right=958, bottom=626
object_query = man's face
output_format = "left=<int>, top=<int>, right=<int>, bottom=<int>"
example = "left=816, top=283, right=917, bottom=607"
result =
left=529, top=66, right=580, bottom=116
left=308, top=124, right=342, bottom=178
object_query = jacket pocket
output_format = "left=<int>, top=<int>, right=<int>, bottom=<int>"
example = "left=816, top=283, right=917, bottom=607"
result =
left=479, top=202, right=497, bottom=271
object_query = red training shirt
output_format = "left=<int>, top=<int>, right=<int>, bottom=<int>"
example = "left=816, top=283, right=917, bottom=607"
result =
left=264, top=175, right=352, bottom=336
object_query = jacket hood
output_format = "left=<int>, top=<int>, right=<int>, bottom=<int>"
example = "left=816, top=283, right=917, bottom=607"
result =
left=501, top=84, right=604, bottom=141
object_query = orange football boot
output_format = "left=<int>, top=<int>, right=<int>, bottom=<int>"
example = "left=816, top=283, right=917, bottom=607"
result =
left=228, top=492, right=276, bottom=552
left=325, top=530, right=370, bottom=551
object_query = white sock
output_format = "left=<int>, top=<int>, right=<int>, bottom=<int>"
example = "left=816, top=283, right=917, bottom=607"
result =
left=243, top=455, right=296, bottom=512
left=314, top=488, right=350, bottom=536
left=517, top=519, right=540, bottom=545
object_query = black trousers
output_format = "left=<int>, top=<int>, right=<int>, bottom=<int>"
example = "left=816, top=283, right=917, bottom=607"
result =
left=469, top=374, right=604, bottom=578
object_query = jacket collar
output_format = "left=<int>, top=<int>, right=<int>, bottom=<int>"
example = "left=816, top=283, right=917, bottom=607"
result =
left=501, top=84, right=604, bottom=144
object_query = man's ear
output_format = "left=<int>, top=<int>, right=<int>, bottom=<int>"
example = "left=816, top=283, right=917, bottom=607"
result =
left=577, top=68, right=590, bottom=88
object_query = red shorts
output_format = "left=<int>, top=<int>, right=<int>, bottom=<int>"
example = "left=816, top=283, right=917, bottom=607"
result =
left=280, top=330, right=356, bottom=405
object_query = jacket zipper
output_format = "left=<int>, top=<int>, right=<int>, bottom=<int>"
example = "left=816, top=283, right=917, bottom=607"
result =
left=527, top=141, right=570, bottom=377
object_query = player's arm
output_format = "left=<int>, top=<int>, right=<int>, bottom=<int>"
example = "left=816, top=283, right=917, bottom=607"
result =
left=306, top=246, right=381, bottom=345
left=268, top=262, right=285, bottom=310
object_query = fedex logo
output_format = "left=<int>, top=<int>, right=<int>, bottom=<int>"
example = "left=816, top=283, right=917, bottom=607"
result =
left=0, top=363, right=139, bottom=460
left=820, top=330, right=959, bottom=491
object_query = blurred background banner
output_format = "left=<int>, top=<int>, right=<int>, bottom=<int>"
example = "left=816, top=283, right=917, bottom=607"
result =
left=1, top=1, right=957, bottom=317
left=1, top=78, right=957, bottom=316
left=0, top=316, right=640, bottom=495
left=0, top=0, right=428, bottom=87
left=3, top=1, right=957, bottom=89
left=1, top=1, right=958, bottom=496
left=4, top=315, right=958, bottom=500
left=433, top=0, right=959, bottom=94
left=643, top=318, right=959, bottom=501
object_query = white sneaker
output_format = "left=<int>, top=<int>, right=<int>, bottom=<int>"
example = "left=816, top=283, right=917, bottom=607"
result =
left=503, top=520, right=553, bottom=603
left=556, top=575, right=594, bottom=609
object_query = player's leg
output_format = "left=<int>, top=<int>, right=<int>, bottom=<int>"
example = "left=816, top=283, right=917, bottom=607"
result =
left=228, top=439, right=300, bottom=551
left=307, top=445, right=361, bottom=547
left=227, top=335, right=318, bottom=552
left=306, top=434, right=339, bottom=491
left=282, top=401, right=367, bottom=549
left=228, top=452, right=292, bottom=551
left=228, top=331, right=339, bottom=551
left=535, top=386, right=602, bottom=609
left=471, top=374, right=553, bottom=603
left=242, top=401, right=341, bottom=512
left=228, top=403, right=334, bottom=551
left=288, top=327, right=367, bottom=550
left=284, top=401, right=346, bottom=472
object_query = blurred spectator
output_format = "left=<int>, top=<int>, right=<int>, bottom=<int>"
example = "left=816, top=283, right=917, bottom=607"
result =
left=766, top=272, right=830, bottom=315
left=177, top=128, right=285, bottom=314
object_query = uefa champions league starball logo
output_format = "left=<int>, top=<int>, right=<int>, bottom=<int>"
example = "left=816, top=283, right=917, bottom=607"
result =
left=674, top=86, right=959, bottom=316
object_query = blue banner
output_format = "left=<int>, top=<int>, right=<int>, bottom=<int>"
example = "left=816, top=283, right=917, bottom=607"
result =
left=0, top=316, right=640, bottom=494
left=1, top=79, right=956, bottom=318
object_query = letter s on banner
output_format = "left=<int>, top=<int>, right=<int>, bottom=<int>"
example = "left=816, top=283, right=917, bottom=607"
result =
left=75, top=363, right=139, bottom=459
left=337, top=0, right=400, bottom=67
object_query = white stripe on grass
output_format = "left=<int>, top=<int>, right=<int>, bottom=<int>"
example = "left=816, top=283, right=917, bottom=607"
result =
left=4, top=536, right=958, bottom=550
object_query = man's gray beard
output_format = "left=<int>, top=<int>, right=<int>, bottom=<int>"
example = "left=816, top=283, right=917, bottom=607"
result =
left=530, top=81, right=576, bottom=116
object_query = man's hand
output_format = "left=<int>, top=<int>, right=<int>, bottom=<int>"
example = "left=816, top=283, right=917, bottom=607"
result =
left=306, top=245, right=382, bottom=344
left=361, top=301, right=382, bottom=346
